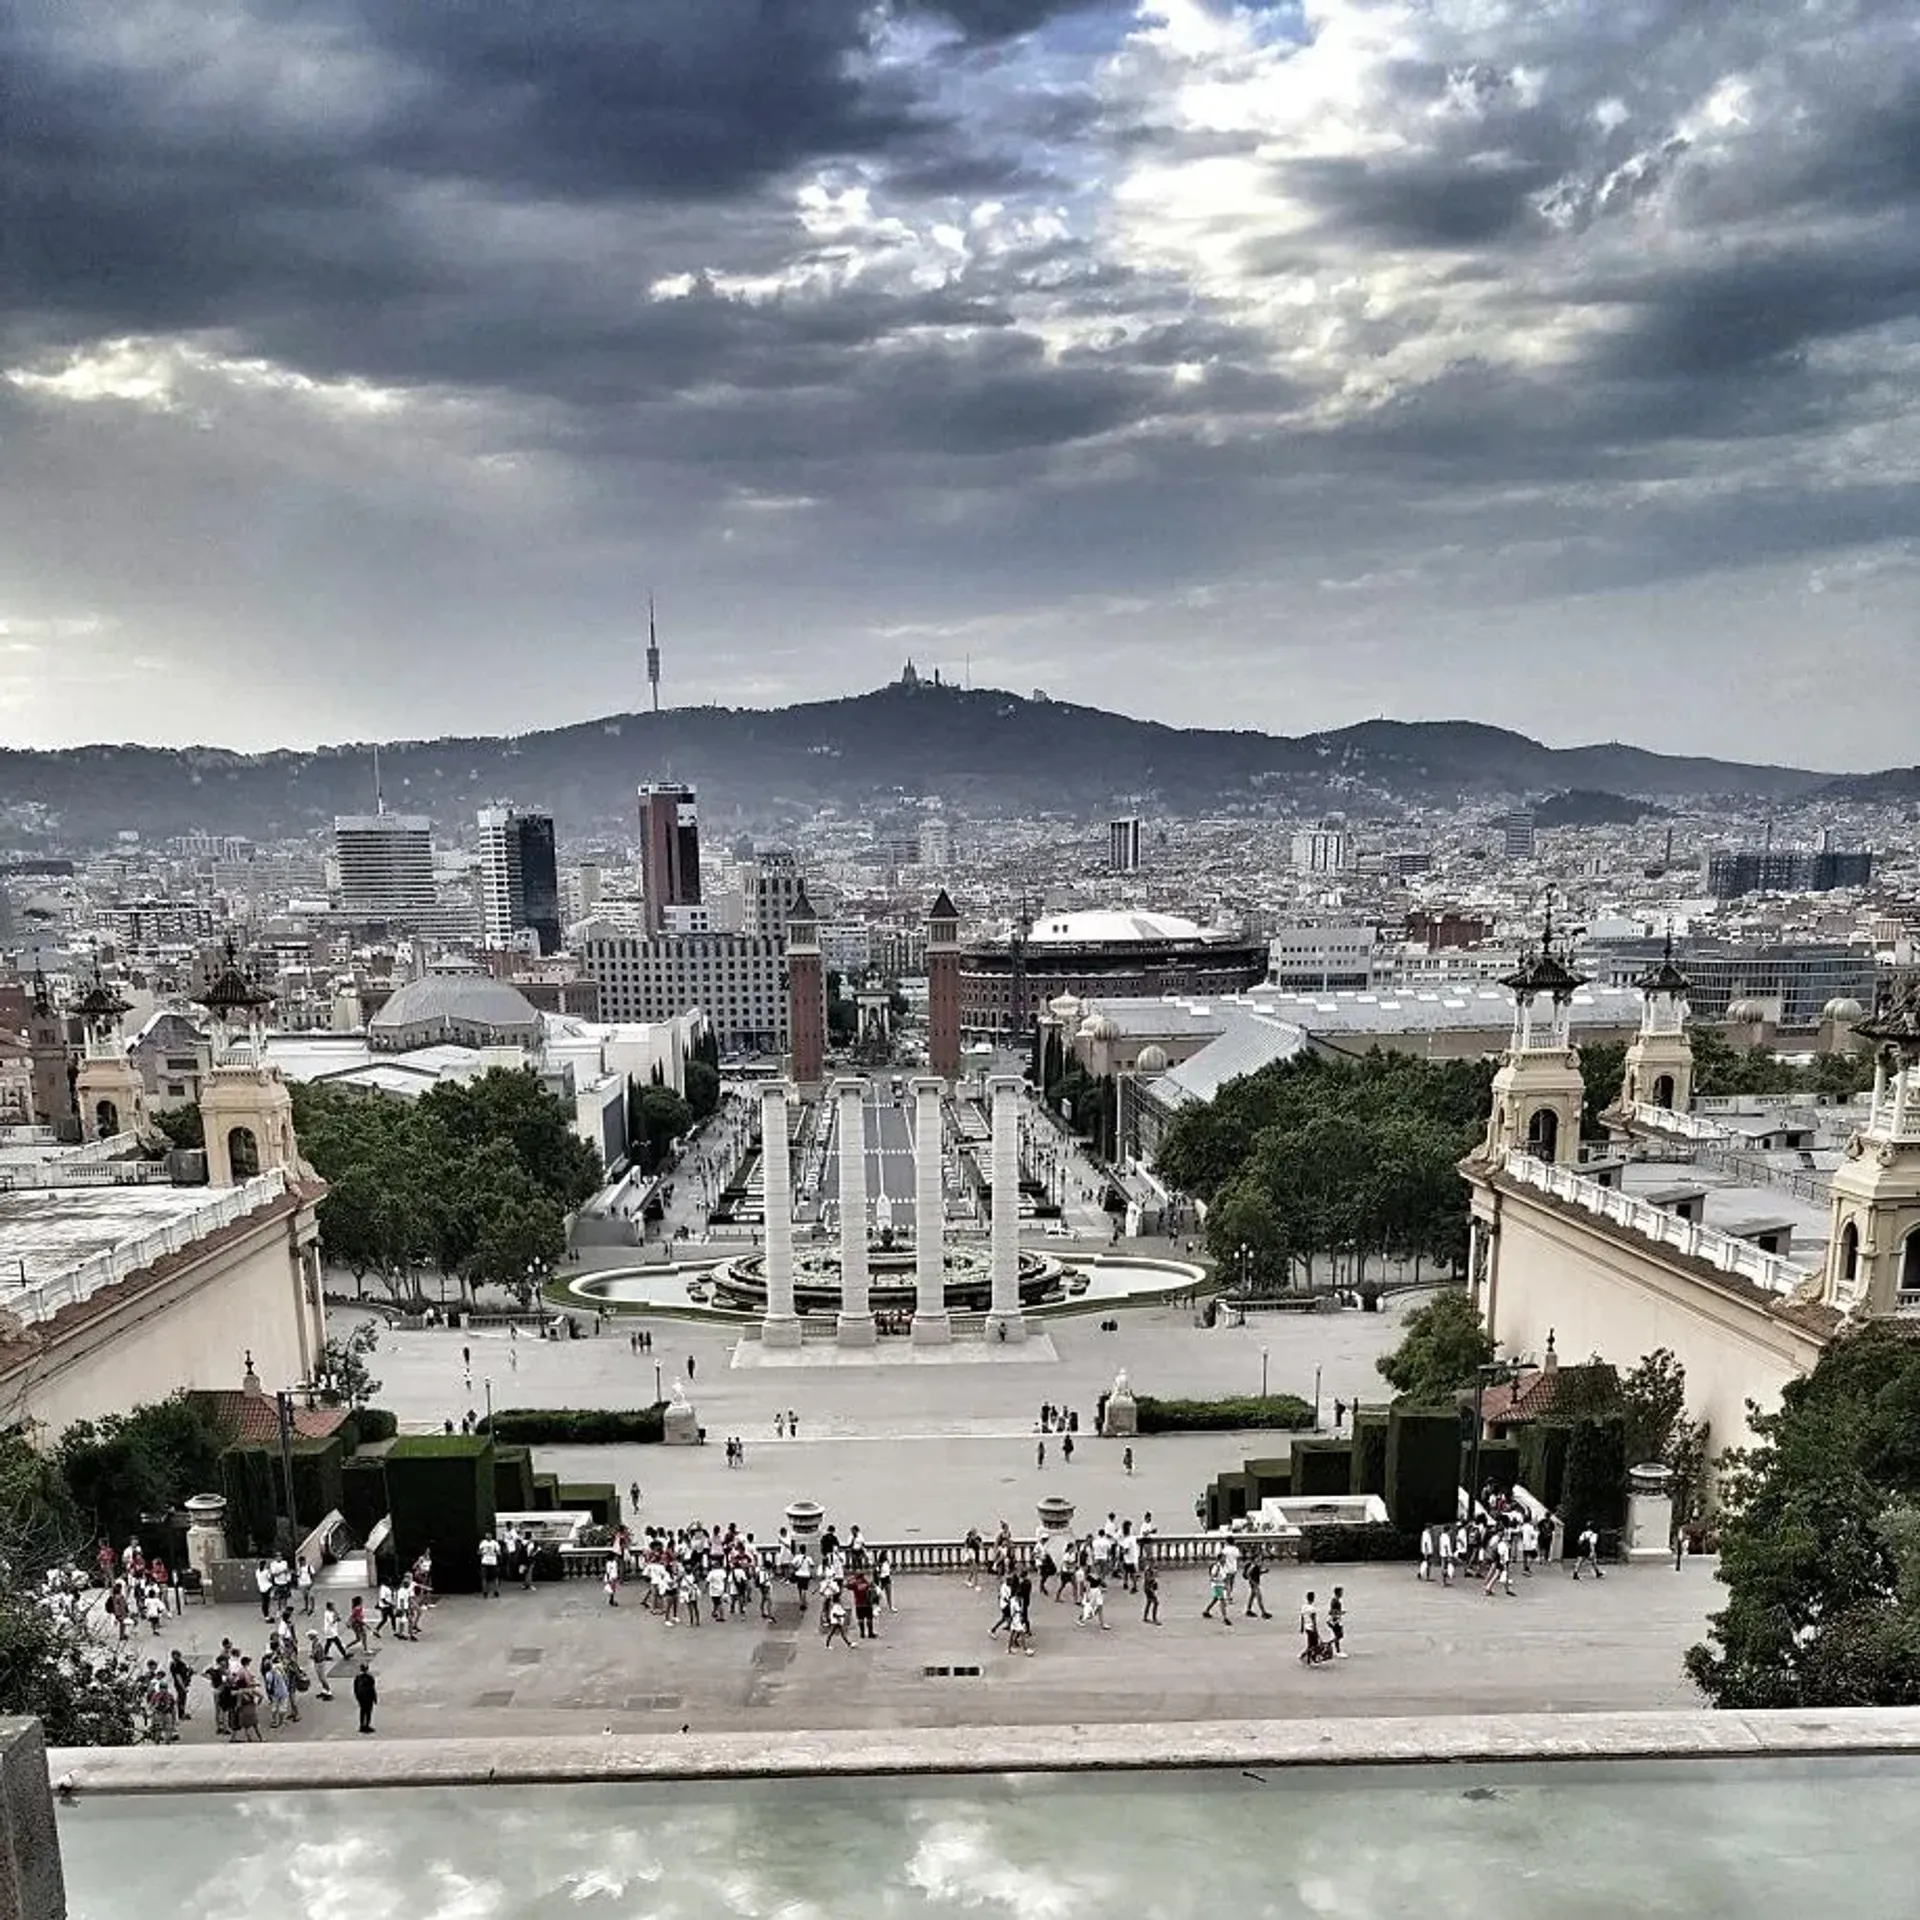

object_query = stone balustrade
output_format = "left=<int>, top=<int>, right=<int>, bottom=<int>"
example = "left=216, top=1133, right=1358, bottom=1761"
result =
left=1501, top=1149, right=1811, bottom=1297
left=0, top=1168, right=289, bottom=1323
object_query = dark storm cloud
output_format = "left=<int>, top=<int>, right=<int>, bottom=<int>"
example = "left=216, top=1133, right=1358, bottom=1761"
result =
left=6, top=0, right=1920, bottom=760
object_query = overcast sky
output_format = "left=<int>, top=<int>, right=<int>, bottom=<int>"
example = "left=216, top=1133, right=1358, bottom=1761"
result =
left=7, top=1, right=1919, bottom=768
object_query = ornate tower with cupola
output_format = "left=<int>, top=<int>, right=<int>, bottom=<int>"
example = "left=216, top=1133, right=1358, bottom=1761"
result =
left=1483, top=905, right=1587, bottom=1169
left=71, top=971, right=147, bottom=1143
left=1619, top=932, right=1694, bottom=1115
left=197, top=937, right=301, bottom=1187
left=927, top=889, right=961, bottom=1081
left=785, top=886, right=826, bottom=1091
left=1821, top=983, right=1920, bottom=1317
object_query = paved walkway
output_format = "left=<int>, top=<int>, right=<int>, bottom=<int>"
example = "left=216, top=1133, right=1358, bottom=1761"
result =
left=155, top=1556, right=1719, bottom=1744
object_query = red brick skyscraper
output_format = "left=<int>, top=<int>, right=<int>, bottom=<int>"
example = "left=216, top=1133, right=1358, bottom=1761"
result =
left=786, top=885, right=826, bottom=1088
left=928, top=889, right=961, bottom=1080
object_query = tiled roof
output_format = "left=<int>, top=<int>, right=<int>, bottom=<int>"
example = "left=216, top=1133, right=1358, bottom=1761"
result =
left=189, top=1389, right=351, bottom=1446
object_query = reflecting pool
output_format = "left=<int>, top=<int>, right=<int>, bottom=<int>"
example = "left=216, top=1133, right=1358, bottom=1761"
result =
left=61, top=1757, right=1899, bottom=1918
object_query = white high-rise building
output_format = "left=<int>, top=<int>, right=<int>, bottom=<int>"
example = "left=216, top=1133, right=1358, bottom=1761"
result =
left=1290, top=828, right=1351, bottom=874
left=334, top=816, right=435, bottom=919
left=1108, top=817, right=1143, bottom=874
left=477, top=807, right=523, bottom=947
left=918, top=817, right=953, bottom=872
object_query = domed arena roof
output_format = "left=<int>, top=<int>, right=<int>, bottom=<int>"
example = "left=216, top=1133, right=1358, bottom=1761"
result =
left=1028, top=910, right=1208, bottom=946
left=370, top=973, right=542, bottom=1047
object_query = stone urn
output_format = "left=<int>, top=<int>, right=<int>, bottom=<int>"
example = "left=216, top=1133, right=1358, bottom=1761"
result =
left=785, top=1499, right=825, bottom=1548
left=1625, top=1462, right=1674, bottom=1562
left=184, top=1493, right=230, bottom=1583
left=1035, top=1493, right=1076, bottom=1567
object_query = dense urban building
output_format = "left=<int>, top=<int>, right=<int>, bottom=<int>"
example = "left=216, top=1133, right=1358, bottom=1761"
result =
left=1107, top=816, right=1143, bottom=874
left=579, top=930, right=787, bottom=1054
left=477, top=806, right=562, bottom=954
left=637, top=783, right=701, bottom=934
left=333, top=814, right=435, bottom=920
left=1588, top=938, right=1878, bottom=1029
left=1708, top=848, right=1876, bottom=899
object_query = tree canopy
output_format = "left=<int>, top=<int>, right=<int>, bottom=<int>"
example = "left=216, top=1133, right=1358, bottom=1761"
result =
left=294, top=1069, right=598, bottom=1304
left=1690, top=1027, right=1875, bottom=1100
left=1687, top=1324, right=1920, bottom=1709
left=1156, top=1050, right=1494, bottom=1287
left=1376, top=1290, right=1495, bottom=1404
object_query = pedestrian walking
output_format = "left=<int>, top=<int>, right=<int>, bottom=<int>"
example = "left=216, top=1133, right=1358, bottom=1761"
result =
left=1141, top=1562, right=1161, bottom=1624
left=1036, top=1439, right=1046, bottom=1469
left=1200, top=1557, right=1234, bottom=1626
left=1243, top=1558, right=1272, bottom=1619
left=1328, top=1586, right=1348, bottom=1658
left=353, top=1661, right=378, bottom=1734
left=1299, top=1591, right=1327, bottom=1666
left=1572, top=1524, right=1603, bottom=1579
left=1122, top=1446, right=1134, bottom=1476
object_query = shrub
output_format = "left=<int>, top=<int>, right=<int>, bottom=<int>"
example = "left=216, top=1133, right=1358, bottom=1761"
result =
left=1471, top=1440, right=1521, bottom=1497
left=1517, top=1422, right=1573, bottom=1510
left=385, top=1435, right=495, bottom=1593
left=558, top=1483, right=622, bottom=1528
left=288, top=1435, right=347, bottom=1539
left=1562, top=1416, right=1628, bottom=1538
left=478, top=1407, right=665, bottom=1445
left=1350, top=1413, right=1389, bottom=1498
left=1243, top=1457, right=1293, bottom=1502
left=1384, top=1406, right=1461, bottom=1532
left=218, top=1446, right=280, bottom=1559
left=1303, top=1523, right=1418, bottom=1564
left=1135, top=1394, right=1314, bottom=1435
left=340, top=1456, right=387, bottom=1543
left=1215, top=1471, right=1255, bottom=1523
left=532, top=1473, right=560, bottom=1513
left=354, top=1408, right=400, bottom=1444
left=1291, top=1438, right=1355, bottom=1497
left=493, top=1446, right=536, bottom=1515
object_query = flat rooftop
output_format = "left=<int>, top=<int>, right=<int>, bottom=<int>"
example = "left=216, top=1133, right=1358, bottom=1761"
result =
left=1618, top=1158, right=1831, bottom=1264
left=0, top=1182, right=254, bottom=1294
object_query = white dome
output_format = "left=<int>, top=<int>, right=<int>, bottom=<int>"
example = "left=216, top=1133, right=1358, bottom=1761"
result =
left=1135, top=1044, right=1170, bottom=1075
left=371, top=973, right=543, bottom=1045
left=1824, top=997, right=1864, bottom=1022
left=1726, top=999, right=1770, bottom=1024
left=1047, top=992, right=1084, bottom=1021
left=1078, top=1012, right=1119, bottom=1042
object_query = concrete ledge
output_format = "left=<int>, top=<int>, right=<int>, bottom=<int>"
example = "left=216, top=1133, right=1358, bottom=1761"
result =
left=50, top=1707, right=1920, bottom=1796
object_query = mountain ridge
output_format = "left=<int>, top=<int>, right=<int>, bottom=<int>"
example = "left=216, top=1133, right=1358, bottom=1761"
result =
left=0, top=683, right=1849, bottom=844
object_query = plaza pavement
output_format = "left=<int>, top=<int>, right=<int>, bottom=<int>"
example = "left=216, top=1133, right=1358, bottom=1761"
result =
left=151, top=1292, right=1729, bottom=1746
left=160, top=1556, right=1720, bottom=1745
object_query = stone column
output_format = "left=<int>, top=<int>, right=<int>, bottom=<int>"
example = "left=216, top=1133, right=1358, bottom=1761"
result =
left=985, top=1074, right=1028, bottom=1344
left=0, top=1720, right=64, bottom=1920
left=759, top=1081, right=802, bottom=1348
left=835, top=1077, right=875, bottom=1346
left=910, top=1076, right=951, bottom=1345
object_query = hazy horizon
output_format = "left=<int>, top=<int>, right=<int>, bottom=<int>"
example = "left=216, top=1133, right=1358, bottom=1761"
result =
left=8, top=0, right=1919, bottom=764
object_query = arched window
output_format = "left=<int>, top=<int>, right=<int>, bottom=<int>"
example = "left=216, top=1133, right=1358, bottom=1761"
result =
left=1652, top=1073, right=1676, bottom=1110
left=94, top=1098, right=119, bottom=1138
left=1526, top=1107, right=1559, bottom=1162
left=1840, top=1221, right=1860, bottom=1289
left=1902, top=1229, right=1920, bottom=1303
left=227, top=1125, right=260, bottom=1179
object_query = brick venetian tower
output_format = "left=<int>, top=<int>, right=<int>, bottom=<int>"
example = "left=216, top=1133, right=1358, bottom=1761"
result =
left=786, top=884, right=826, bottom=1089
left=927, top=888, right=961, bottom=1081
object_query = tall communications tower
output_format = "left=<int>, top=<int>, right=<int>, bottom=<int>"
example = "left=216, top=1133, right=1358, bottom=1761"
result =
left=646, top=595, right=661, bottom=715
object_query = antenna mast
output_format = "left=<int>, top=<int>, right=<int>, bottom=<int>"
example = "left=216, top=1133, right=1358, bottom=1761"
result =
left=646, top=595, right=661, bottom=715
left=373, top=744, right=384, bottom=817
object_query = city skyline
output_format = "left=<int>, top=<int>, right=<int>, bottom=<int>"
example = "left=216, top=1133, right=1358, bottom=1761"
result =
left=8, top=0, right=1920, bottom=764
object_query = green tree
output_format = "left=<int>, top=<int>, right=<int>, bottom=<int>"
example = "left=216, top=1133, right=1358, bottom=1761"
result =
left=0, top=1597, right=148, bottom=1745
left=685, top=1058, right=721, bottom=1122
left=1376, top=1290, right=1494, bottom=1404
left=151, top=1103, right=204, bottom=1151
left=1578, top=1040, right=1627, bottom=1138
left=1686, top=1323, right=1920, bottom=1708
left=55, top=1397, right=227, bottom=1547
left=1619, top=1347, right=1688, bottom=1467
left=316, top=1321, right=383, bottom=1409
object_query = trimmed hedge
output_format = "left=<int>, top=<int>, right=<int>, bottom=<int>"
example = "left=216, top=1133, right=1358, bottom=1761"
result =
left=532, top=1473, right=560, bottom=1513
left=1471, top=1439, right=1521, bottom=1497
left=354, top=1408, right=399, bottom=1444
left=1243, top=1457, right=1293, bottom=1503
left=1562, top=1416, right=1628, bottom=1538
left=1136, top=1394, right=1315, bottom=1435
left=1350, top=1413, right=1389, bottom=1498
left=559, top=1482, right=622, bottom=1528
left=479, top=1406, right=665, bottom=1445
left=1291, top=1438, right=1355, bottom=1497
left=1303, top=1523, right=1418, bottom=1564
left=1385, top=1406, right=1461, bottom=1532
left=493, top=1446, right=536, bottom=1515
left=219, top=1446, right=280, bottom=1559
left=340, top=1456, right=387, bottom=1543
left=287, top=1434, right=347, bottom=1539
left=385, top=1435, right=495, bottom=1593
left=1517, top=1422, right=1573, bottom=1511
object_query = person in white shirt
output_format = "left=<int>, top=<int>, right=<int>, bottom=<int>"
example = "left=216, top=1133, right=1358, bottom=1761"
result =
left=1520, top=1518, right=1539, bottom=1576
left=1438, top=1527, right=1456, bottom=1589
left=479, top=1534, right=502, bottom=1599
left=1221, top=1539, right=1241, bottom=1602
left=1418, top=1526, right=1435, bottom=1581
left=253, top=1561, right=274, bottom=1621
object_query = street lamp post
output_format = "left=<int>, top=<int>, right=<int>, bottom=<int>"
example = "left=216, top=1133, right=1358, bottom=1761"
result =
left=1260, top=1346, right=1270, bottom=1400
left=1238, top=1242, right=1251, bottom=1297
left=1313, top=1363, right=1322, bottom=1430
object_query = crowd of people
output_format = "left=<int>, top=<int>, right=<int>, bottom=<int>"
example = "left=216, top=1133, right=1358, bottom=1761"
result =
left=1416, top=1487, right=1603, bottom=1593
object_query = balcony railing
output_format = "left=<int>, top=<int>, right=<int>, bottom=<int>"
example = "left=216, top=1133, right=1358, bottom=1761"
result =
left=1501, top=1148, right=1812, bottom=1298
